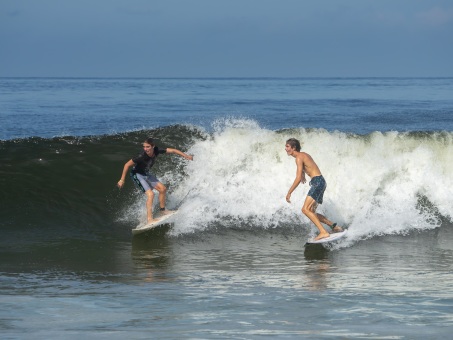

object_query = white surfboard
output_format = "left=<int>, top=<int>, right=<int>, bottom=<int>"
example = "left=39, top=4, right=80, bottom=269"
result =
left=305, top=230, right=347, bottom=245
left=132, top=210, right=178, bottom=235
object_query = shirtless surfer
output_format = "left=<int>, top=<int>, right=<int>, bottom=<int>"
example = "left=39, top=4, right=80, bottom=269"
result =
left=285, top=138, right=342, bottom=241
left=117, top=138, right=193, bottom=224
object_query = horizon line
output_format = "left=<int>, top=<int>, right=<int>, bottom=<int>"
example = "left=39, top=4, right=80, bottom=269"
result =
left=1, top=76, right=452, bottom=79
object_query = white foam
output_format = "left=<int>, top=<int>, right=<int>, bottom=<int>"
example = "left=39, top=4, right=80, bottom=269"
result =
left=139, top=119, right=453, bottom=243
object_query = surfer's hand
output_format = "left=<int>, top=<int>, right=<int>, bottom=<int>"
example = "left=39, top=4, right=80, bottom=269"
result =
left=186, top=154, right=193, bottom=161
left=117, top=179, right=125, bottom=189
left=286, top=194, right=291, bottom=203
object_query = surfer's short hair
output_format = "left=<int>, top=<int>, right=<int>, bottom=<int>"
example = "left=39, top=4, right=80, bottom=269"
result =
left=286, top=138, right=301, bottom=152
left=143, top=138, right=155, bottom=146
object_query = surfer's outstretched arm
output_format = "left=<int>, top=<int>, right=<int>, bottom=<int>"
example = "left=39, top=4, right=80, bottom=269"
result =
left=166, top=148, right=193, bottom=161
left=118, top=159, right=135, bottom=188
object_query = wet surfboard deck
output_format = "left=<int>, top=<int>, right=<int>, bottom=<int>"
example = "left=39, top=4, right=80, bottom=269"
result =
left=132, top=211, right=178, bottom=235
left=305, top=230, right=347, bottom=245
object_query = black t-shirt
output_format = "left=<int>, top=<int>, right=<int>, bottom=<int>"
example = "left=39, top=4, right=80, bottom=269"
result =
left=131, top=147, right=167, bottom=175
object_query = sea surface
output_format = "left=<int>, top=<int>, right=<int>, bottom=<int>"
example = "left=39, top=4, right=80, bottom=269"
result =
left=1, top=77, right=453, bottom=339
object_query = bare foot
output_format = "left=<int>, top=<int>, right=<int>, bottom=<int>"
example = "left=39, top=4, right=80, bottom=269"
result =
left=147, top=218, right=160, bottom=224
left=314, top=232, right=330, bottom=241
left=161, top=209, right=174, bottom=215
left=330, top=223, right=343, bottom=233
left=332, top=225, right=343, bottom=233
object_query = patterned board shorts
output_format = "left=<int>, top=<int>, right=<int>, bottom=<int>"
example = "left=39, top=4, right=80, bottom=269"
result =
left=307, top=175, right=327, bottom=204
left=130, top=172, right=161, bottom=192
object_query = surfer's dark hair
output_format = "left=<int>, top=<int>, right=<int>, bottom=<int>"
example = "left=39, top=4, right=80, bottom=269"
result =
left=286, top=138, right=301, bottom=152
left=143, top=138, right=155, bottom=146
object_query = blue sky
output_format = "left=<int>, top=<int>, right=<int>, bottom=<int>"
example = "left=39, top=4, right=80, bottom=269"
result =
left=1, top=0, right=452, bottom=77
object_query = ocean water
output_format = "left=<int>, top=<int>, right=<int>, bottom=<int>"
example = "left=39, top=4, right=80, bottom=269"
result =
left=1, top=77, right=453, bottom=339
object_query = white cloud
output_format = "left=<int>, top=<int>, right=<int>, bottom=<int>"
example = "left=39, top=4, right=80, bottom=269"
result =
left=417, top=6, right=453, bottom=26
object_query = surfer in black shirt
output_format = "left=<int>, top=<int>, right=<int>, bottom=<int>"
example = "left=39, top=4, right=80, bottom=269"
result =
left=117, top=138, right=193, bottom=224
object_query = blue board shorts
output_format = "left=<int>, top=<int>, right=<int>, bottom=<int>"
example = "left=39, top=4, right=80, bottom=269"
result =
left=307, top=175, right=327, bottom=204
left=130, top=172, right=161, bottom=192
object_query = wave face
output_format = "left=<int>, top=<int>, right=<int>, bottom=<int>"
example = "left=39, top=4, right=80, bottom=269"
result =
left=0, top=125, right=203, bottom=246
left=1, top=119, right=452, bottom=246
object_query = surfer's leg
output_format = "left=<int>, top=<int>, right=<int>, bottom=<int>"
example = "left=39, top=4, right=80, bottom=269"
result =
left=330, top=223, right=343, bottom=232
left=146, top=174, right=170, bottom=214
left=154, top=182, right=171, bottom=213
left=308, top=177, right=342, bottom=232
left=302, top=197, right=330, bottom=240
left=145, top=189, right=159, bottom=223
left=317, top=213, right=343, bottom=232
